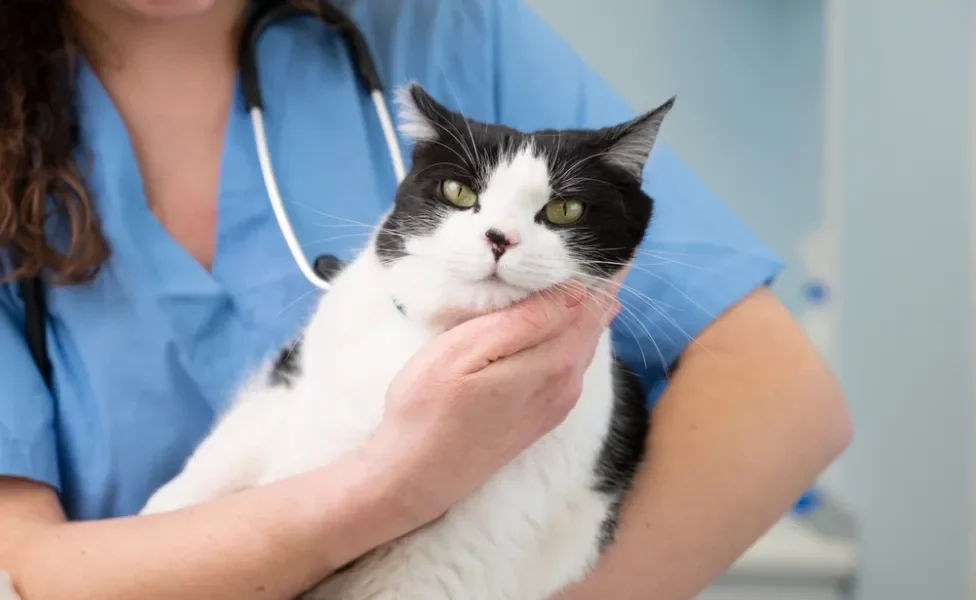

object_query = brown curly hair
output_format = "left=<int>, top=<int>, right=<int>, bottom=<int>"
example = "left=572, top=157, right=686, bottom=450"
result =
left=0, top=0, right=330, bottom=286
left=0, top=1, right=108, bottom=285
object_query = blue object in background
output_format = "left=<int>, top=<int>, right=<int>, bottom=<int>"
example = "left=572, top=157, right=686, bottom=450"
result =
left=792, top=487, right=823, bottom=517
left=802, top=279, right=830, bottom=305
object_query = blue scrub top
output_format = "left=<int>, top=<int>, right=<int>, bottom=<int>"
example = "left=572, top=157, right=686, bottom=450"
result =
left=0, top=0, right=784, bottom=520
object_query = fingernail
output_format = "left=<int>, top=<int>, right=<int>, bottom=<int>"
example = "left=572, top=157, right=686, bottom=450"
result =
left=564, top=290, right=584, bottom=307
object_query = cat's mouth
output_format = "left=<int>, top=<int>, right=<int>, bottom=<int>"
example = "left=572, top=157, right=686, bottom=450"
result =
left=476, top=272, right=523, bottom=291
left=474, top=262, right=535, bottom=292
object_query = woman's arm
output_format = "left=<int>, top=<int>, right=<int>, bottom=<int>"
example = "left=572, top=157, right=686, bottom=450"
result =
left=0, top=284, right=615, bottom=600
left=0, top=443, right=419, bottom=600
left=554, top=287, right=853, bottom=599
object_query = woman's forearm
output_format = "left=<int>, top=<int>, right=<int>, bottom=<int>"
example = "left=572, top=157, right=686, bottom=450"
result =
left=4, top=445, right=418, bottom=600
left=556, top=288, right=852, bottom=599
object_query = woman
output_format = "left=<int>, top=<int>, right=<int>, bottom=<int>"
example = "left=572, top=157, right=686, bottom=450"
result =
left=0, top=1, right=852, bottom=598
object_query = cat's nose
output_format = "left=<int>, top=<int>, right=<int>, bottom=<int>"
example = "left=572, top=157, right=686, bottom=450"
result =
left=484, top=228, right=518, bottom=260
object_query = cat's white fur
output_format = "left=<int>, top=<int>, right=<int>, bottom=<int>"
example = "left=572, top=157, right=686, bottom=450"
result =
left=141, top=112, right=629, bottom=600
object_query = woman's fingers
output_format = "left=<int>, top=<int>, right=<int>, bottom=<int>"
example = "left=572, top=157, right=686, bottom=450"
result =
left=487, top=282, right=620, bottom=381
left=430, top=267, right=628, bottom=377
left=442, top=287, right=585, bottom=374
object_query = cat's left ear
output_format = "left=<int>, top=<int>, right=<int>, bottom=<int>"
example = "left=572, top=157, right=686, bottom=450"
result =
left=601, top=97, right=676, bottom=180
left=393, top=82, right=461, bottom=143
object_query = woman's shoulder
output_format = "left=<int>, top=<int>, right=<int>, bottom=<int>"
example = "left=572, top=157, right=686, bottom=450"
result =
left=340, top=0, right=504, bottom=119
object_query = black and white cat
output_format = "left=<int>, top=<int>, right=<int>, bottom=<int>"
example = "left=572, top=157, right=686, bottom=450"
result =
left=141, top=83, right=674, bottom=600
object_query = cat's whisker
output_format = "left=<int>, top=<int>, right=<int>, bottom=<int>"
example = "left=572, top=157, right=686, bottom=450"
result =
left=603, top=306, right=670, bottom=375
left=575, top=283, right=661, bottom=372
left=636, top=248, right=692, bottom=258
left=276, top=288, right=321, bottom=317
left=307, top=222, right=381, bottom=232
left=638, top=270, right=718, bottom=324
left=443, top=78, right=486, bottom=173
left=565, top=259, right=694, bottom=287
left=553, top=150, right=620, bottom=187
left=632, top=250, right=712, bottom=273
left=537, top=287, right=563, bottom=323
left=637, top=245, right=695, bottom=256
left=421, top=94, right=479, bottom=170
left=278, top=203, right=378, bottom=228
left=300, top=232, right=381, bottom=248
left=420, top=138, right=477, bottom=177
left=571, top=271, right=714, bottom=360
left=278, top=333, right=305, bottom=372
left=558, top=176, right=622, bottom=194
left=299, top=226, right=418, bottom=248
left=551, top=281, right=620, bottom=334
left=409, top=160, right=477, bottom=180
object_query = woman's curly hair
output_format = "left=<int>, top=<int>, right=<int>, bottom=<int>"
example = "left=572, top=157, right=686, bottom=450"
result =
left=0, top=1, right=109, bottom=285
left=0, top=1, right=337, bottom=286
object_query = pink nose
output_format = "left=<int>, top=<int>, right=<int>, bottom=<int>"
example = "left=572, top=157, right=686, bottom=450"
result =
left=484, top=228, right=518, bottom=260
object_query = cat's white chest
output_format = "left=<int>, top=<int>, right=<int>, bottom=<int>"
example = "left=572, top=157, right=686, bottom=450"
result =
left=259, top=263, right=432, bottom=484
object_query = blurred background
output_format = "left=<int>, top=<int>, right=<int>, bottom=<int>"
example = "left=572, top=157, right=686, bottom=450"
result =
left=525, top=0, right=975, bottom=599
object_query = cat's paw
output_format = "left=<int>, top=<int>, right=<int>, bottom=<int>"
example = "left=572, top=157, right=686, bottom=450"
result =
left=139, top=481, right=198, bottom=515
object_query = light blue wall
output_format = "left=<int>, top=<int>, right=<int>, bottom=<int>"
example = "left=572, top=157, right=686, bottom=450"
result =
left=833, top=1, right=974, bottom=599
left=527, top=1, right=975, bottom=599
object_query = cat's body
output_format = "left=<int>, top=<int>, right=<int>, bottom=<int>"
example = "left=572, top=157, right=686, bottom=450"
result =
left=141, top=84, right=673, bottom=599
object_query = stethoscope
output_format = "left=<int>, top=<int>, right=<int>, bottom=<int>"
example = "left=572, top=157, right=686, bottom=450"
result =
left=241, top=0, right=408, bottom=292
left=17, top=0, right=406, bottom=388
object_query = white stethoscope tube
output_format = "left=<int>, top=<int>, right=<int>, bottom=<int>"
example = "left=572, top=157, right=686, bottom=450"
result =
left=250, top=89, right=407, bottom=291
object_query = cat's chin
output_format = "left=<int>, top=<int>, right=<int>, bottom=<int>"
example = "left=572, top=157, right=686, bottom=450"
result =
left=405, top=277, right=540, bottom=332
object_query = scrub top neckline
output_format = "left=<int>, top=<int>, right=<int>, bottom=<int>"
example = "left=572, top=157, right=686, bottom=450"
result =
left=75, top=59, right=243, bottom=302
left=72, top=50, right=318, bottom=409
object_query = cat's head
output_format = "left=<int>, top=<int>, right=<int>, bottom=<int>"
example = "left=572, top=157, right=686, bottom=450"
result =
left=375, top=83, right=674, bottom=328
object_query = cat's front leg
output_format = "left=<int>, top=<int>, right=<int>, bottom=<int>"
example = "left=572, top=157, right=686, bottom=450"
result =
left=141, top=385, right=285, bottom=514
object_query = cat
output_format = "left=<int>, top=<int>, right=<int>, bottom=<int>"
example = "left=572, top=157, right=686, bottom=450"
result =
left=141, top=82, right=674, bottom=600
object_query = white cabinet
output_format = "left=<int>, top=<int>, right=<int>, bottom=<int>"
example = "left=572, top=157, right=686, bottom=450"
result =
left=700, top=585, right=844, bottom=600
left=699, top=517, right=857, bottom=600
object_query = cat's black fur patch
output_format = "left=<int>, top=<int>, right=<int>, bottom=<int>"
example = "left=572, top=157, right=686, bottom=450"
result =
left=269, top=342, right=303, bottom=388
left=594, top=358, right=651, bottom=550
left=269, top=255, right=346, bottom=389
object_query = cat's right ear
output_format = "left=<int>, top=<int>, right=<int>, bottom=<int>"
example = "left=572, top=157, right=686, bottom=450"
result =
left=393, top=82, right=458, bottom=143
left=600, top=96, right=676, bottom=180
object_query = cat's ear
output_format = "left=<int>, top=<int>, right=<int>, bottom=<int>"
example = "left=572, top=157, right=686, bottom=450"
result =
left=393, top=82, right=459, bottom=143
left=601, top=97, right=676, bottom=179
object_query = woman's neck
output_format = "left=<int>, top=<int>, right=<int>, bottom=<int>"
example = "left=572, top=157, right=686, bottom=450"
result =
left=65, top=1, right=252, bottom=272
left=68, top=1, right=248, bottom=73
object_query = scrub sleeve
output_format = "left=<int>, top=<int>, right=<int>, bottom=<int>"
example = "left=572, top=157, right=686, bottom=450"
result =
left=0, top=286, right=60, bottom=491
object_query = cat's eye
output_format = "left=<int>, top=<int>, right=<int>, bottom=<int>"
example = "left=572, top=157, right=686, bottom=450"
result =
left=543, top=198, right=585, bottom=225
left=441, top=179, right=478, bottom=208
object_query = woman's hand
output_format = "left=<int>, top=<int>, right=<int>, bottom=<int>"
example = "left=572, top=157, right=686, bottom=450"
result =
left=368, top=280, right=622, bottom=525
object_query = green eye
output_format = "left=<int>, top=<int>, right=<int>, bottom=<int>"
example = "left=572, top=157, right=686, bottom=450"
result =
left=441, top=179, right=478, bottom=208
left=544, top=198, right=585, bottom=225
